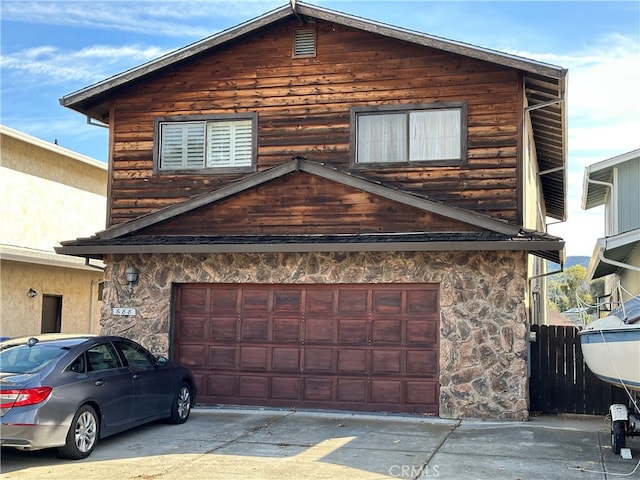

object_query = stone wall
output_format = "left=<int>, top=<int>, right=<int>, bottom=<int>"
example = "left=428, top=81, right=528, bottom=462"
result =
left=101, top=250, right=529, bottom=420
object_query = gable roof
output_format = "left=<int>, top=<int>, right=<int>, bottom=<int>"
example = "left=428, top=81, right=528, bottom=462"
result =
left=56, top=159, right=565, bottom=264
left=59, top=1, right=567, bottom=221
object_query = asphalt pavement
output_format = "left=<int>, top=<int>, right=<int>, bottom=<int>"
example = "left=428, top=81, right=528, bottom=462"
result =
left=1, top=408, right=638, bottom=479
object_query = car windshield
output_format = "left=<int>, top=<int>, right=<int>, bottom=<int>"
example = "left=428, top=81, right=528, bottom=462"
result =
left=0, top=343, right=69, bottom=374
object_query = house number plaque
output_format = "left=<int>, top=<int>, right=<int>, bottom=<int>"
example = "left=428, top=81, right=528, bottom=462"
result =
left=112, top=307, right=137, bottom=316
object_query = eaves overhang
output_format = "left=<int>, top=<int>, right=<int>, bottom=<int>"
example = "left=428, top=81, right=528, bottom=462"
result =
left=586, top=229, right=640, bottom=281
left=56, top=232, right=565, bottom=265
left=582, top=148, right=640, bottom=210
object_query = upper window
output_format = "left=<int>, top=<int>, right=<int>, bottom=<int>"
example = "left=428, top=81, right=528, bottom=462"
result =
left=352, top=103, right=466, bottom=166
left=155, top=114, right=257, bottom=173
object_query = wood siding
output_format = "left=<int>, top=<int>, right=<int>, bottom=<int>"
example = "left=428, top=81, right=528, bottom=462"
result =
left=109, top=18, right=522, bottom=228
left=141, top=171, right=480, bottom=235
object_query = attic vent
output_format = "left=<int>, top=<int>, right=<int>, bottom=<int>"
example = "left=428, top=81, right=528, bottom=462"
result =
left=294, top=29, right=316, bottom=57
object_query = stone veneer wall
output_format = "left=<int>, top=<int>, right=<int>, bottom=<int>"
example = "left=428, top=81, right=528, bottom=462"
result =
left=101, top=250, right=529, bottom=420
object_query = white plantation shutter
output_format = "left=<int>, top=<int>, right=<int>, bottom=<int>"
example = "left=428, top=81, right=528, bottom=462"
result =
left=160, top=122, right=205, bottom=169
left=207, top=120, right=253, bottom=167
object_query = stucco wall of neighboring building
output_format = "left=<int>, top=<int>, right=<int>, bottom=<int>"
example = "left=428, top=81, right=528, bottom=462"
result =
left=100, top=250, right=529, bottom=420
left=0, top=125, right=107, bottom=337
left=1, top=261, right=102, bottom=337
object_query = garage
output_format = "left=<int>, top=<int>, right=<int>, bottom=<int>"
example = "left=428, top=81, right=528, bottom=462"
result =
left=174, top=283, right=439, bottom=414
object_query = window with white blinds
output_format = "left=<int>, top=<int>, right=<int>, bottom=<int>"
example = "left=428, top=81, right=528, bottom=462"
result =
left=157, top=116, right=255, bottom=171
left=354, top=104, right=465, bottom=165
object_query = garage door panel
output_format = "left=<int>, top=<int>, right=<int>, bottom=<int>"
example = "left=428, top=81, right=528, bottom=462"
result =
left=304, top=377, right=333, bottom=401
left=274, top=289, right=303, bottom=312
left=178, top=315, right=208, bottom=339
left=239, top=346, right=268, bottom=370
left=371, top=380, right=402, bottom=404
left=371, top=350, right=402, bottom=374
left=306, top=289, right=335, bottom=313
left=338, top=319, right=368, bottom=343
left=407, top=350, right=438, bottom=375
left=372, top=290, right=403, bottom=314
left=177, top=344, right=206, bottom=367
left=338, top=349, right=367, bottom=373
left=406, top=289, right=439, bottom=313
left=178, top=287, right=210, bottom=311
left=239, top=376, right=268, bottom=398
left=303, top=348, right=334, bottom=372
left=272, top=377, right=300, bottom=400
left=273, top=317, right=302, bottom=342
left=371, top=319, right=402, bottom=343
left=210, top=346, right=237, bottom=369
left=210, top=288, right=239, bottom=311
left=406, top=381, right=438, bottom=405
left=241, top=288, right=271, bottom=311
left=338, top=289, right=368, bottom=313
left=241, top=317, right=270, bottom=341
left=407, top=319, right=437, bottom=344
left=337, top=378, right=366, bottom=402
left=305, top=317, right=335, bottom=342
left=208, top=374, right=235, bottom=396
left=211, top=317, right=237, bottom=341
left=272, top=347, right=300, bottom=371
left=176, top=283, right=439, bottom=414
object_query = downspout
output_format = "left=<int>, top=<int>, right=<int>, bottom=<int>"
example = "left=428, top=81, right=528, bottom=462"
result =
left=84, top=258, right=105, bottom=334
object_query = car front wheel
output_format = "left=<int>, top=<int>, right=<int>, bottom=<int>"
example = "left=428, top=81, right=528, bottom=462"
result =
left=168, top=382, right=192, bottom=424
left=57, top=404, right=99, bottom=459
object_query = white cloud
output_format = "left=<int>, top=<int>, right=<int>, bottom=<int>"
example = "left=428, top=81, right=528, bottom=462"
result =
left=1, top=44, right=167, bottom=85
left=509, top=33, right=639, bottom=256
left=0, top=1, right=280, bottom=37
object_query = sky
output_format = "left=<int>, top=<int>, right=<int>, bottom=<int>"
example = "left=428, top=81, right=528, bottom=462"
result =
left=2, top=0, right=639, bottom=258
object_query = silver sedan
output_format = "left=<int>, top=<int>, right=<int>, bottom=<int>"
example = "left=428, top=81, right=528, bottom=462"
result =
left=0, top=334, right=196, bottom=459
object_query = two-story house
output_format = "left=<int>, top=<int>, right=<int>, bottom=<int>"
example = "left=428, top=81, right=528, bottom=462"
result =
left=582, top=148, right=640, bottom=308
left=1, top=125, right=107, bottom=337
left=56, top=2, right=567, bottom=419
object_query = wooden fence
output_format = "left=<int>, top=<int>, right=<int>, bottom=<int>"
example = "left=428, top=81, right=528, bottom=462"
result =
left=529, top=325, right=630, bottom=415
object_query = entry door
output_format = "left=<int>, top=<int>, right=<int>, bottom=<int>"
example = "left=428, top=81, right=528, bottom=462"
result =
left=41, top=295, right=62, bottom=333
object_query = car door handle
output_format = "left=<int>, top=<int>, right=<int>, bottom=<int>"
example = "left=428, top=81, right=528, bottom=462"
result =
left=133, top=374, right=140, bottom=379
left=95, top=380, right=105, bottom=386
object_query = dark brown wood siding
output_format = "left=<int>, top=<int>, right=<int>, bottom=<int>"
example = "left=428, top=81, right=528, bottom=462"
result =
left=174, top=283, right=440, bottom=414
left=109, top=18, right=522, bottom=227
left=141, top=171, right=480, bottom=235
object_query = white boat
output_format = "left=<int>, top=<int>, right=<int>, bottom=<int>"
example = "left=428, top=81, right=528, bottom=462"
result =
left=578, top=296, right=640, bottom=455
left=578, top=297, right=640, bottom=392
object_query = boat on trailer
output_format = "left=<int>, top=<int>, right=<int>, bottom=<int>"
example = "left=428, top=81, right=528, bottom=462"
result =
left=578, top=296, right=640, bottom=455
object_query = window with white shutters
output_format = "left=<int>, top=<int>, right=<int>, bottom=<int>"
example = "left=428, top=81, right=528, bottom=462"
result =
left=156, top=114, right=256, bottom=173
left=353, top=103, right=466, bottom=166
left=160, top=122, right=205, bottom=169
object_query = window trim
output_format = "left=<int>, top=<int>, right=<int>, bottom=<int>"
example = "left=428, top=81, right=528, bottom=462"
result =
left=153, top=113, right=258, bottom=175
left=350, top=102, right=467, bottom=167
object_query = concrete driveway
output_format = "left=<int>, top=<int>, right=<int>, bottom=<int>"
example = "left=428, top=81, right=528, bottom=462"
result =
left=1, top=408, right=638, bottom=479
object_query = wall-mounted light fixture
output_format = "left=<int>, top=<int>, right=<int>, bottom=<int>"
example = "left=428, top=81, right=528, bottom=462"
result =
left=27, top=288, right=38, bottom=298
left=124, top=266, right=139, bottom=292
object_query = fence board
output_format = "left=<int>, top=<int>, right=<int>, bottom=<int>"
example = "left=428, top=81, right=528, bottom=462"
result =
left=530, top=325, right=629, bottom=415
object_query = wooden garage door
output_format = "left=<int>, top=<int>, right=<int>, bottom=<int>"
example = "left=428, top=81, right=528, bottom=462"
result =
left=174, top=284, right=439, bottom=414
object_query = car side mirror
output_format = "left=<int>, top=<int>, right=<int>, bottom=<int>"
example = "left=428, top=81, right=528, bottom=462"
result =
left=156, top=356, right=168, bottom=366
